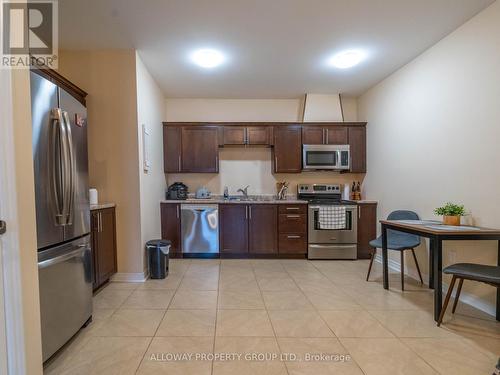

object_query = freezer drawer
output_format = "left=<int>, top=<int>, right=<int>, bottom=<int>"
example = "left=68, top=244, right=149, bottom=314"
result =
left=38, top=235, right=93, bottom=361
left=181, top=204, right=219, bottom=254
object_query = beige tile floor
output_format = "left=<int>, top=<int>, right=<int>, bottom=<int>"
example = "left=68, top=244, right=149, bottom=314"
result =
left=44, top=258, right=499, bottom=375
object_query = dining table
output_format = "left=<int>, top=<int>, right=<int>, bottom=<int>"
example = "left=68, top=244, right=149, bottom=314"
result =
left=380, top=219, right=500, bottom=322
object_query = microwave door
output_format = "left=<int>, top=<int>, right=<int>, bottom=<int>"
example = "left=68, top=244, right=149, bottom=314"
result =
left=304, top=150, right=337, bottom=169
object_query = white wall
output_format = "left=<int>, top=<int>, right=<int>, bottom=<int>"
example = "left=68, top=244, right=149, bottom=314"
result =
left=358, top=1, right=500, bottom=315
left=165, top=98, right=363, bottom=196
left=59, top=50, right=144, bottom=275
left=135, top=53, right=167, bottom=273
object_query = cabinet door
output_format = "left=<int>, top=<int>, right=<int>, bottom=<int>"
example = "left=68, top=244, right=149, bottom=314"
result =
left=223, top=126, right=246, bottom=145
left=273, top=126, right=302, bottom=173
left=349, top=126, right=366, bottom=173
left=248, top=205, right=277, bottom=254
left=91, top=211, right=99, bottom=289
left=326, top=127, right=348, bottom=145
left=302, top=127, right=324, bottom=144
left=164, top=126, right=182, bottom=172
left=247, top=126, right=270, bottom=145
left=161, top=203, right=181, bottom=256
left=96, top=208, right=117, bottom=285
left=181, top=126, right=219, bottom=172
left=357, top=203, right=377, bottom=259
left=219, top=204, right=248, bottom=254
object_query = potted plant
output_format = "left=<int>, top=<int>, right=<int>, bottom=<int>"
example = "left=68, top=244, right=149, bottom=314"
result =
left=434, top=203, right=466, bottom=226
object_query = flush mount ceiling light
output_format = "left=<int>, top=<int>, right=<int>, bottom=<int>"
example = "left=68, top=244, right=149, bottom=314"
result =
left=190, top=48, right=225, bottom=68
left=328, top=50, right=366, bottom=69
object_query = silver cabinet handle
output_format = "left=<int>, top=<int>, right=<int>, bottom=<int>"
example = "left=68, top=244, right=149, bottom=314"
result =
left=244, top=128, right=248, bottom=144
left=285, top=207, right=299, bottom=210
left=358, top=207, right=361, bottom=219
left=99, top=212, right=103, bottom=232
left=178, top=155, right=181, bottom=171
left=286, top=215, right=300, bottom=218
left=275, top=156, right=278, bottom=171
left=176, top=205, right=180, bottom=219
left=325, top=128, right=329, bottom=144
left=287, top=235, right=301, bottom=239
left=249, top=206, right=252, bottom=220
left=245, top=206, right=248, bottom=220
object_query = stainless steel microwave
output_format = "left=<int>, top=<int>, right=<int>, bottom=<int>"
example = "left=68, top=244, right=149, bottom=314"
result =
left=302, top=144, right=350, bottom=170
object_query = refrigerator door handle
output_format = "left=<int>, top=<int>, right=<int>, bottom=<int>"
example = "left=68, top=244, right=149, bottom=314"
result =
left=62, top=111, right=75, bottom=225
left=50, top=108, right=65, bottom=226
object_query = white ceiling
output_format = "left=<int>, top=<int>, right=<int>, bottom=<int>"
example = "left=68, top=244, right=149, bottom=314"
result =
left=59, top=0, right=494, bottom=98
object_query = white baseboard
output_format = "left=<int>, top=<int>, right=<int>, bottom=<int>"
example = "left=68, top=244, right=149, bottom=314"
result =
left=374, top=254, right=496, bottom=317
left=111, top=271, right=148, bottom=283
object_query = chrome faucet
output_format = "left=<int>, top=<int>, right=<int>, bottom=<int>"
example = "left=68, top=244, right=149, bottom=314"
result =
left=237, top=185, right=249, bottom=199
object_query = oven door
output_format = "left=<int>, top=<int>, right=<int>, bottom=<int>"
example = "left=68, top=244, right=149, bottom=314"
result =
left=308, top=205, right=358, bottom=244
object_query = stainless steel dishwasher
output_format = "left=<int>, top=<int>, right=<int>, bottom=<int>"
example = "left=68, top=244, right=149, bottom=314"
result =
left=181, top=204, right=219, bottom=254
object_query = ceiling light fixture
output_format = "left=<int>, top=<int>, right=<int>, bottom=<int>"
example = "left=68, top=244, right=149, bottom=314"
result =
left=328, top=50, right=366, bottom=69
left=190, top=48, right=225, bottom=68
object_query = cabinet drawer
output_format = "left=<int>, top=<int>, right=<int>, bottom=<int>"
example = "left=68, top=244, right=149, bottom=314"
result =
left=278, top=205, right=307, bottom=215
left=279, top=214, right=307, bottom=233
left=278, top=234, right=307, bottom=254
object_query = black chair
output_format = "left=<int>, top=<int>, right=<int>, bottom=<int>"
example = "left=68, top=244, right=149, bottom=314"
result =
left=437, top=263, right=500, bottom=326
left=366, top=210, right=423, bottom=290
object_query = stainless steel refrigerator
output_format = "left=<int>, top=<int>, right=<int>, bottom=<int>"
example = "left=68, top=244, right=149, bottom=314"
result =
left=30, top=71, right=93, bottom=362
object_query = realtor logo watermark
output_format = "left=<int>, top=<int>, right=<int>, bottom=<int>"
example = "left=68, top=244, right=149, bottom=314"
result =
left=1, top=0, right=58, bottom=68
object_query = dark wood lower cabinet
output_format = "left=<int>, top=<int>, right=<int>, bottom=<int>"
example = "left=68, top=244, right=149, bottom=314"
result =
left=357, top=202, right=377, bottom=259
left=91, top=207, right=117, bottom=291
left=219, top=204, right=249, bottom=254
left=160, top=203, right=181, bottom=257
left=278, top=205, right=307, bottom=256
left=248, top=205, right=277, bottom=254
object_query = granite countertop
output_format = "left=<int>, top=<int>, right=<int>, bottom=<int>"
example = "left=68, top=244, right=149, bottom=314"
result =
left=161, top=196, right=308, bottom=205
left=90, top=203, right=116, bottom=210
left=355, top=200, right=378, bottom=204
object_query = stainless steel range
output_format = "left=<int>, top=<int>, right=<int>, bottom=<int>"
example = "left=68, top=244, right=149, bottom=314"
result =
left=298, top=184, right=358, bottom=260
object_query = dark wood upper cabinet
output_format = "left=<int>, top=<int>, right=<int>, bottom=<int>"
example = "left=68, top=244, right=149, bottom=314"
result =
left=273, top=125, right=302, bottom=173
left=302, top=126, right=348, bottom=145
left=163, top=122, right=366, bottom=174
left=164, top=126, right=181, bottom=173
left=357, top=202, right=377, bottom=259
left=91, top=207, right=117, bottom=291
left=223, top=126, right=246, bottom=145
left=247, top=126, right=271, bottom=145
left=248, top=205, right=277, bottom=254
left=348, top=126, right=366, bottom=173
left=221, top=126, right=271, bottom=146
left=302, top=127, right=324, bottom=144
left=161, top=203, right=181, bottom=256
left=181, top=126, right=219, bottom=173
left=326, top=127, right=348, bottom=144
left=219, top=204, right=248, bottom=254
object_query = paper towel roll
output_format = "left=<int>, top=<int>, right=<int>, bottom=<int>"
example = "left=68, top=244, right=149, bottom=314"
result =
left=89, top=188, right=98, bottom=205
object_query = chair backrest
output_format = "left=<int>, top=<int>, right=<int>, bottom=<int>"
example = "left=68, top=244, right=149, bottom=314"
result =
left=387, top=210, right=420, bottom=221
left=387, top=210, right=421, bottom=246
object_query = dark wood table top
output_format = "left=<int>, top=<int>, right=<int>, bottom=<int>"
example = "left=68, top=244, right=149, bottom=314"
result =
left=380, top=219, right=500, bottom=236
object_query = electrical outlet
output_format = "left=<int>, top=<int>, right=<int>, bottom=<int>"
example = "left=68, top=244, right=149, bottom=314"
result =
left=448, top=250, right=457, bottom=264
